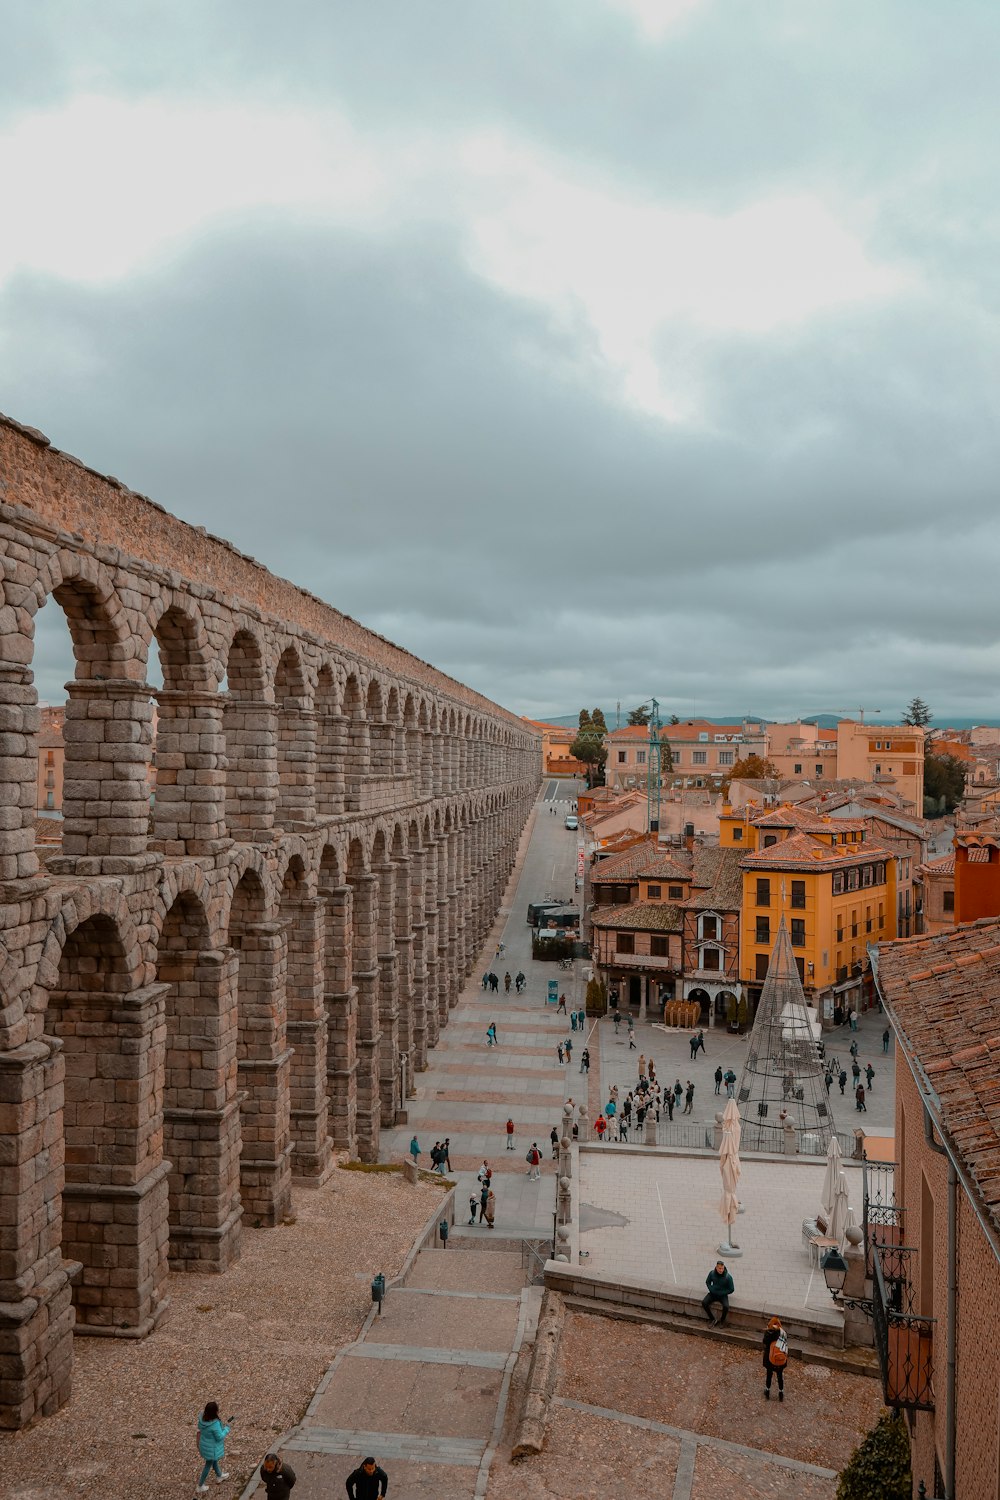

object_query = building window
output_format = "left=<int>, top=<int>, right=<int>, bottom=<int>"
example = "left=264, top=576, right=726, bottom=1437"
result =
left=646, top=884, right=661, bottom=899
left=692, top=750, right=707, bottom=765
left=636, top=750, right=646, bottom=765
left=848, top=869, right=859, bottom=891
left=45, top=772, right=55, bottom=788
left=763, top=834, right=777, bottom=848
left=651, top=935, right=669, bottom=957
left=733, top=827, right=743, bottom=842
left=862, top=865, right=873, bottom=887
left=943, top=890, right=955, bottom=912
left=794, top=763, right=802, bottom=775
left=756, top=878, right=771, bottom=906
left=755, top=916, right=770, bottom=944
left=617, top=933, right=634, bottom=954
left=876, top=863, right=886, bottom=884
left=46, top=750, right=55, bottom=767
left=795, top=957, right=805, bottom=980
left=668, top=884, right=684, bottom=899
left=875, top=763, right=881, bottom=775
left=617, top=751, right=626, bottom=764
left=702, top=915, right=718, bottom=940
left=816, top=766, right=823, bottom=778
left=45, top=791, right=54, bottom=810
left=790, top=919, right=806, bottom=947
left=702, top=947, right=720, bottom=971
left=791, top=880, right=806, bottom=909
left=719, top=751, right=734, bottom=766
left=755, top=953, right=769, bottom=981
left=836, top=925, right=844, bottom=943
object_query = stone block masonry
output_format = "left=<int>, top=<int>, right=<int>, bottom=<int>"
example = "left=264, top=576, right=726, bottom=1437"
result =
left=0, top=411, right=540, bottom=1429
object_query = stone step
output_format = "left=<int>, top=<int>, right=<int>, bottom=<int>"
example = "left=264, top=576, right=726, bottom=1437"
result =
left=408, top=1245, right=525, bottom=1294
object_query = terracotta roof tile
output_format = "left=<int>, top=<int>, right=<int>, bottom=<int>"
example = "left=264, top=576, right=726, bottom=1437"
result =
left=876, top=917, right=1000, bottom=1238
left=591, top=902, right=683, bottom=932
left=741, top=831, right=895, bottom=870
left=589, top=838, right=659, bottom=883
left=686, top=846, right=744, bottom=910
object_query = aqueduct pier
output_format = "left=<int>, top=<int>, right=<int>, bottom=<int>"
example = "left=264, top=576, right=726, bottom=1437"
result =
left=0, top=413, right=540, bottom=1428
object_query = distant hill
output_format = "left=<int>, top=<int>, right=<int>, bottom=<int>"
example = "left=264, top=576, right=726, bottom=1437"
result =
left=535, top=709, right=1000, bottom=731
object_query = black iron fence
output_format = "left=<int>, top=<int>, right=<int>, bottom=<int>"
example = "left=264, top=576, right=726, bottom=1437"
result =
left=871, top=1238, right=935, bottom=1410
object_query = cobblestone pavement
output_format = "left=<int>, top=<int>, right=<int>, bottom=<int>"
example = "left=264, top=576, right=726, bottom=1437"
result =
left=486, top=1310, right=882, bottom=1500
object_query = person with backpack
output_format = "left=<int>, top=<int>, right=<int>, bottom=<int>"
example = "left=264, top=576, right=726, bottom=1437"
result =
left=838, top=1068, right=848, bottom=1095
left=505, top=1117, right=516, bottom=1150
left=763, top=1316, right=788, bottom=1400
left=595, top=1113, right=607, bottom=1141
left=865, top=1063, right=875, bottom=1090
left=580, top=1047, right=590, bottom=1074
left=195, top=1401, right=230, bottom=1491
left=468, top=1194, right=478, bottom=1225
left=526, top=1142, right=541, bottom=1180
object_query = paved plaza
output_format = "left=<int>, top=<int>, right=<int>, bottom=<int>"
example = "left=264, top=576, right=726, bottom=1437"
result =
left=577, top=1147, right=863, bottom=1318
left=382, top=778, right=896, bottom=1243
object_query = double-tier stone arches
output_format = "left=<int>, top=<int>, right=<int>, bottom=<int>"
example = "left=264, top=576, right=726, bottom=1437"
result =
left=0, top=425, right=540, bottom=1430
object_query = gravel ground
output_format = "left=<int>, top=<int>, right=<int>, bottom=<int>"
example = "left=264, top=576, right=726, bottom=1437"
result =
left=4, top=1165, right=448, bottom=1500
left=487, top=1310, right=883, bottom=1500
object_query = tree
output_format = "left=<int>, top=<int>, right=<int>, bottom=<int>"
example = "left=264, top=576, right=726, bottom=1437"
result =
left=660, top=734, right=674, bottom=774
left=903, top=698, right=933, bottom=727
left=578, top=709, right=593, bottom=732
left=721, top=753, right=778, bottom=795
left=836, top=1410, right=910, bottom=1500
left=668, top=714, right=680, bottom=724
left=571, top=706, right=608, bottom=788
left=924, top=752, right=966, bottom=816
left=627, top=705, right=651, bottom=726
left=591, top=708, right=608, bottom=733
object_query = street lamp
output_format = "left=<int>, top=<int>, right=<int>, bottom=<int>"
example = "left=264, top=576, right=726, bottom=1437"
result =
left=820, top=1246, right=872, bottom=1314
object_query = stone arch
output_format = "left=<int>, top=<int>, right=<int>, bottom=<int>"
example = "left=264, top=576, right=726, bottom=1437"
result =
left=156, top=887, right=241, bottom=1272
left=367, top=678, right=393, bottom=779
left=274, top=644, right=314, bottom=829
left=225, top=865, right=291, bottom=1225
left=34, top=884, right=145, bottom=1006
left=279, top=850, right=330, bottom=1179
left=148, top=595, right=225, bottom=853
left=319, top=840, right=355, bottom=1147
left=315, top=662, right=343, bottom=817
left=223, top=627, right=277, bottom=841
left=343, top=672, right=369, bottom=809
left=46, top=908, right=169, bottom=1334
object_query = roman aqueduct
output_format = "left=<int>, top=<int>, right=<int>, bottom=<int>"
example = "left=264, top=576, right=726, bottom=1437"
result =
left=0, top=413, right=540, bottom=1428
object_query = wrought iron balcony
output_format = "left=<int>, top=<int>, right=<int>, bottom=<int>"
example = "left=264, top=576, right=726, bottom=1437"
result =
left=864, top=1157, right=935, bottom=1411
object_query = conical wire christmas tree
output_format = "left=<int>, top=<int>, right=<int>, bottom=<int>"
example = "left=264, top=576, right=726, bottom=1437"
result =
left=735, top=919, right=834, bottom=1152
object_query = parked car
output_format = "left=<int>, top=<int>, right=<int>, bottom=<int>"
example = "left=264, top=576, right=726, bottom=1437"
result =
left=564, top=814, right=579, bottom=830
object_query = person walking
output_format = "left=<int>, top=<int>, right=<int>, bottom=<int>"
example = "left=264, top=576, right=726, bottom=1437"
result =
left=443, top=1138, right=452, bottom=1173
left=195, top=1402, right=230, bottom=1491
left=849, top=1038, right=859, bottom=1060
left=550, top=1125, right=560, bottom=1160
left=855, top=1083, right=867, bottom=1112
left=714, top=1066, right=723, bottom=1095
left=865, top=1063, right=875, bottom=1090
left=838, top=1068, right=848, bottom=1095
left=506, top=1117, right=515, bottom=1150
left=628, top=1017, right=636, bottom=1050
left=527, top=1142, right=541, bottom=1180
left=724, top=1068, right=736, bottom=1098
left=564, top=1036, right=572, bottom=1063
left=618, top=1115, right=629, bottom=1142
left=696, top=1030, right=706, bottom=1056
left=504, top=972, right=512, bottom=993
left=485, top=1188, right=496, bottom=1228
left=702, top=1261, right=734, bottom=1325
left=638, top=1053, right=646, bottom=1079
left=580, top=1047, right=590, bottom=1074
left=763, top=1317, right=788, bottom=1401
left=557, top=993, right=567, bottom=1014
left=613, top=1011, right=621, bottom=1034
left=409, top=1136, right=421, bottom=1166
left=595, top=1113, right=607, bottom=1141
left=557, top=1042, right=564, bottom=1065
left=683, top=1080, right=695, bottom=1115
left=851, top=1059, right=860, bottom=1085
left=468, top=1194, right=478, bottom=1225
left=882, top=1026, right=890, bottom=1054
left=345, top=1457, right=388, bottom=1500
left=824, top=1068, right=833, bottom=1095
left=478, top=1181, right=490, bottom=1222
left=689, top=1033, right=698, bottom=1061
left=516, top=971, right=526, bottom=993
left=481, top=973, right=489, bottom=991
left=848, top=1007, right=857, bottom=1031
left=259, top=1453, right=296, bottom=1498
left=570, top=1010, right=577, bottom=1032
left=486, top=1021, right=498, bottom=1047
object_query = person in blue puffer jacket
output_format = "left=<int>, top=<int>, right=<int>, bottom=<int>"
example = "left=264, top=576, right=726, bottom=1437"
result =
left=195, top=1401, right=231, bottom=1491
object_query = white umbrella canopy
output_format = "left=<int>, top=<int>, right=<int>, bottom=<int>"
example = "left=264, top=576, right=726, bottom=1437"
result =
left=829, top=1168, right=850, bottom=1248
left=820, top=1134, right=843, bottom=1222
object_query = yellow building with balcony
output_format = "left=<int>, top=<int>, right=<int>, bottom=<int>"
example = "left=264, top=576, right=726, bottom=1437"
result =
left=720, top=804, right=898, bottom=1024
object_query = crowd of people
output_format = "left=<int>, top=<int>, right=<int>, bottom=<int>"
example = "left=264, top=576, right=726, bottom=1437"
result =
left=192, top=1404, right=389, bottom=1497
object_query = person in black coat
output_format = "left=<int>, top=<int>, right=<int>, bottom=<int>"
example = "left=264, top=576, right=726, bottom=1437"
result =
left=260, top=1453, right=296, bottom=1497
left=346, top=1457, right=389, bottom=1499
left=762, top=1317, right=786, bottom=1400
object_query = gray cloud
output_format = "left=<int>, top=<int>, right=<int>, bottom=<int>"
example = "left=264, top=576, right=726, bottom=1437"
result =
left=5, top=3, right=1000, bottom=725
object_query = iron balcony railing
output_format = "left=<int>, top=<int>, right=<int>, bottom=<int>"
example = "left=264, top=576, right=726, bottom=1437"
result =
left=863, top=1158, right=934, bottom=1409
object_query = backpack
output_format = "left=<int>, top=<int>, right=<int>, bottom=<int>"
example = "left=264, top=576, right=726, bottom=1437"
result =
left=526, top=1149, right=534, bottom=1162
left=770, top=1329, right=788, bottom=1367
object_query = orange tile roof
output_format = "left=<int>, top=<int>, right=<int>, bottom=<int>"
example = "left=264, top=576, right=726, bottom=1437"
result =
left=591, top=902, right=684, bottom=933
left=590, top=838, right=660, bottom=883
left=686, top=846, right=745, bottom=911
left=876, top=918, right=1000, bottom=1240
left=746, top=803, right=867, bottom=834
left=741, top=831, right=896, bottom=871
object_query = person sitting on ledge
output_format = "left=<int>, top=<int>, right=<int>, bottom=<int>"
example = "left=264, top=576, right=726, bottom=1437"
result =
left=701, top=1260, right=735, bottom=1326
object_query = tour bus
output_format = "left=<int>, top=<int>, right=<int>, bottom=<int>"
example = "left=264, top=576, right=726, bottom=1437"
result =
left=526, top=899, right=568, bottom=926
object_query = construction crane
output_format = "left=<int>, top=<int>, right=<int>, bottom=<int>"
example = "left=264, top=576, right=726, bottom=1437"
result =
left=632, top=697, right=663, bottom=834
left=836, top=707, right=882, bottom=725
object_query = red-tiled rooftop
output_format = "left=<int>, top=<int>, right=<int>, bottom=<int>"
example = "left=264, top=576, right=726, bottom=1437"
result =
left=591, top=902, right=684, bottom=932
left=741, top=831, right=895, bottom=870
left=876, top=917, right=1000, bottom=1238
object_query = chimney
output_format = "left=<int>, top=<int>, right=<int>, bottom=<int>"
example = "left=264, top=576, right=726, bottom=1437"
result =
left=684, top=822, right=695, bottom=852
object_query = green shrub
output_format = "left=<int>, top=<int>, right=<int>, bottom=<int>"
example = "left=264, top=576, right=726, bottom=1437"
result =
left=836, top=1410, right=911, bottom=1500
left=585, top=976, right=606, bottom=1015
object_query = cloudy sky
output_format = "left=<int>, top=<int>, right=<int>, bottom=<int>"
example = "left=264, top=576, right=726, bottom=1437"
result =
left=3, top=2, right=1000, bottom=724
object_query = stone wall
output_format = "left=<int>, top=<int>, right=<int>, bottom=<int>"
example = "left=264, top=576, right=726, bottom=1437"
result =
left=0, top=413, right=540, bottom=1428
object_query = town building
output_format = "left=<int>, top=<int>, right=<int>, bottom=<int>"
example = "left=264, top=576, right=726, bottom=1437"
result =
left=835, top=719, right=925, bottom=814
left=522, top=718, right=588, bottom=778
left=917, top=851, right=958, bottom=933
left=721, top=803, right=898, bottom=1023
left=765, top=720, right=838, bottom=782
left=605, top=719, right=768, bottom=791
left=874, top=919, right=1000, bottom=1500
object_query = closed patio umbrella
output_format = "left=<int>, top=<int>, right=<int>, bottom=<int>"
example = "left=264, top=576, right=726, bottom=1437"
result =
left=718, top=1098, right=743, bottom=1256
left=829, top=1168, right=850, bottom=1249
left=820, top=1134, right=843, bottom=1223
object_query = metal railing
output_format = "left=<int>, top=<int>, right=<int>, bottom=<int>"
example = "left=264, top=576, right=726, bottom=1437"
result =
left=863, top=1157, right=904, bottom=1278
left=520, top=1239, right=551, bottom=1284
left=871, top=1238, right=935, bottom=1411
